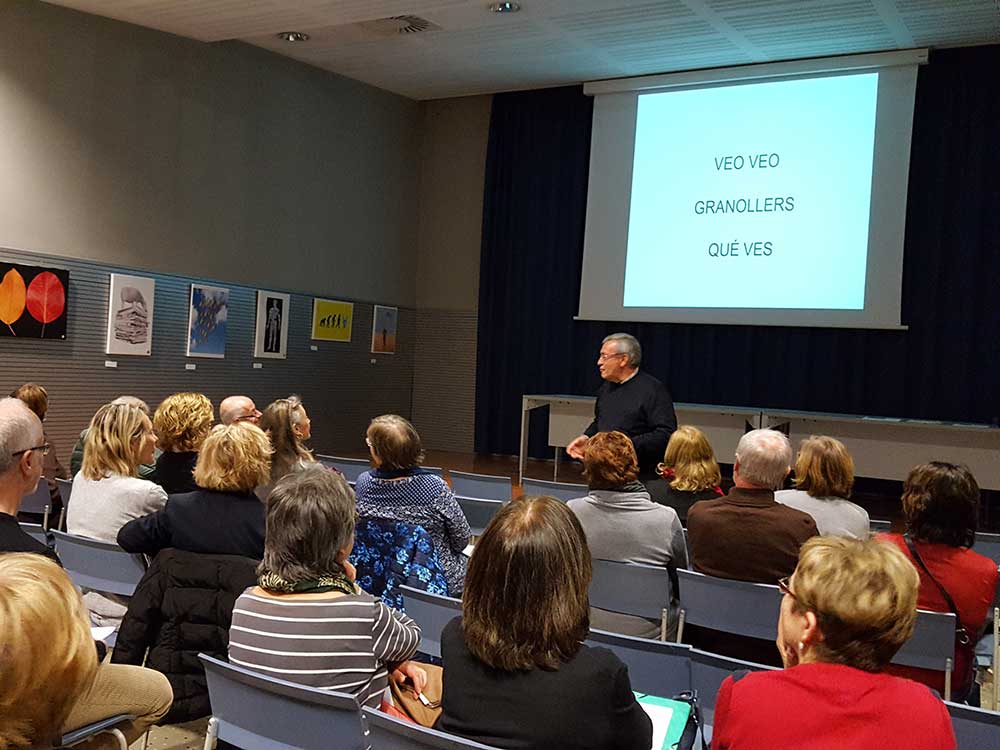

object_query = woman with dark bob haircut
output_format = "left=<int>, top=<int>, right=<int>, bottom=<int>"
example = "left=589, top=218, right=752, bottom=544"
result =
left=354, top=414, right=470, bottom=595
left=228, top=465, right=427, bottom=707
left=879, top=462, right=998, bottom=699
left=437, top=496, right=652, bottom=750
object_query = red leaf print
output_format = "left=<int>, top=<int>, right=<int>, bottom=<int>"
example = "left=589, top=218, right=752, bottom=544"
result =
left=26, top=271, right=66, bottom=324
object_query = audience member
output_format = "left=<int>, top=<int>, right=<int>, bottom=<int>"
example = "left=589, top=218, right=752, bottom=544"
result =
left=118, top=422, right=271, bottom=559
left=0, top=397, right=59, bottom=561
left=68, top=400, right=167, bottom=627
left=150, top=392, right=214, bottom=494
left=646, top=424, right=723, bottom=523
left=229, top=466, right=426, bottom=708
left=355, top=414, right=470, bottom=594
left=568, top=431, right=687, bottom=638
left=10, top=382, right=68, bottom=513
left=775, top=436, right=869, bottom=539
left=712, top=536, right=956, bottom=750
left=687, top=429, right=817, bottom=582
left=219, top=395, right=261, bottom=426
left=70, top=395, right=158, bottom=480
left=257, top=395, right=316, bottom=497
left=880, top=462, right=999, bottom=699
left=438, top=496, right=652, bottom=750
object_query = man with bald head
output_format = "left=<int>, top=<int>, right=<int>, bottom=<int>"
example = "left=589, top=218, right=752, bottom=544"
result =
left=220, top=395, right=261, bottom=426
left=0, top=397, right=58, bottom=560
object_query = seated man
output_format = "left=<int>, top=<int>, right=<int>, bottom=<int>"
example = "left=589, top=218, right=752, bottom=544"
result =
left=219, top=394, right=261, bottom=425
left=0, top=397, right=173, bottom=746
left=687, top=428, right=818, bottom=583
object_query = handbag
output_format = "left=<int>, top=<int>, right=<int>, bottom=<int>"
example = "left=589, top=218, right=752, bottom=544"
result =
left=388, top=662, right=443, bottom=728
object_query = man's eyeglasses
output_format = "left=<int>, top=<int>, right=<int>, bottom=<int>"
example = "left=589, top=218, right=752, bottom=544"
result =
left=235, top=411, right=261, bottom=422
left=12, top=443, right=50, bottom=457
left=598, top=351, right=625, bottom=362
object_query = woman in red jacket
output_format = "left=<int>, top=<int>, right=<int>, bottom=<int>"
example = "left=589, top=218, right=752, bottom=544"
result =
left=712, top=536, right=956, bottom=750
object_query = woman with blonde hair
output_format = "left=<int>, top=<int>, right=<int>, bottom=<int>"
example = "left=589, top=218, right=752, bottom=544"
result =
left=68, top=400, right=166, bottom=626
left=150, top=392, right=214, bottom=494
left=118, top=422, right=272, bottom=559
left=257, top=395, right=315, bottom=497
left=775, top=435, right=869, bottom=539
left=647, top=425, right=722, bottom=522
left=712, top=536, right=955, bottom=749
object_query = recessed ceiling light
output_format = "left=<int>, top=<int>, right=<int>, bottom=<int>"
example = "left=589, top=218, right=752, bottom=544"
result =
left=489, top=2, right=521, bottom=12
left=276, top=31, right=310, bottom=42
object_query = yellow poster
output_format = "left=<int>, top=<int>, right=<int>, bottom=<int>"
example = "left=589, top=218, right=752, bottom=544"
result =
left=311, top=298, right=353, bottom=342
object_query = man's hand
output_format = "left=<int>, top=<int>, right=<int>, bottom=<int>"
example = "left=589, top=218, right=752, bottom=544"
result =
left=566, top=434, right=589, bottom=460
left=390, top=661, right=428, bottom=694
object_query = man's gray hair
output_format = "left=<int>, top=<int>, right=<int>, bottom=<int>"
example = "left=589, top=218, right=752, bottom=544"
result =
left=603, top=333, right=642, bottom=368
left=0, top=397, right=42, bottom=475
left=735, top=429, right=793, bottom=490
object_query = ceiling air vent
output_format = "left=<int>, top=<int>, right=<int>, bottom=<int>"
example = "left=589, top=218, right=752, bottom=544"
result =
left=357, top=15, right=441, bottom=37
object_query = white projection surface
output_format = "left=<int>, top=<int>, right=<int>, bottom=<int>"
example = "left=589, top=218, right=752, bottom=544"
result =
left=578, top=52, right=922, bottom=329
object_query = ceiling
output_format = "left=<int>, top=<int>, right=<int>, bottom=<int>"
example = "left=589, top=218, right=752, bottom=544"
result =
left=43, top=0, right=1000, bottom=100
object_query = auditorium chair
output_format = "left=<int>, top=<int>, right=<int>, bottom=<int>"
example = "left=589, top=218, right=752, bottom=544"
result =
left=521, top=477, right=587, bottom=503
left=449, top=470, right=512, bottom=502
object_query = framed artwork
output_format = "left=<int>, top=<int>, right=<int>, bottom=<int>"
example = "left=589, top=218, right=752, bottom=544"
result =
left=371, top=305, right=398, bottom=354
left=254, top=290, right=290, bottom=358
left=187, top=284, right=229, bottom=358
left=0, top=260, right=69, bottom=339
left=311, top=298, right=353, bottom=342
left=106, top=273, right=154, bottom=356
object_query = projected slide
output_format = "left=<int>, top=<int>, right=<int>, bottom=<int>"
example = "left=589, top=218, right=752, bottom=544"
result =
left=623, top=73, right=878, bottom=310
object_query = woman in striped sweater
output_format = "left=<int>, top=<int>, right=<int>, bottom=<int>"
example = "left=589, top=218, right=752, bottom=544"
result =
left=229, top=465, right=426, bottom=706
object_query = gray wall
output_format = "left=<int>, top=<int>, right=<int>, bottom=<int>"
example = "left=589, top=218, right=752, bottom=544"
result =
left=411, top=96, right=492, bottom=452
left=0, top=0, right=420, bottom=307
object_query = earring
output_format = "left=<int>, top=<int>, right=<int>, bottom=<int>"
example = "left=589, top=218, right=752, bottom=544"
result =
left=797, top=641, right=805, bottom=653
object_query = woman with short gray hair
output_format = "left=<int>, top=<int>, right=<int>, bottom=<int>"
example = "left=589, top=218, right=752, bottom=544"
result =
left=228, top=465, right=426, bottom=707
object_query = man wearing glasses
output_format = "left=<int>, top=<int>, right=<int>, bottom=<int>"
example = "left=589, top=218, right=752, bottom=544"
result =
left=0, top=397, right=58, bottom=560
left=566, top=333, right=676, bottom=478
left=219, top=395, right=262, bottom=426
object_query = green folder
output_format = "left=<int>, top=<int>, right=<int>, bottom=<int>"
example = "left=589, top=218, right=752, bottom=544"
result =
left=635, top=692, right=693, bottom=750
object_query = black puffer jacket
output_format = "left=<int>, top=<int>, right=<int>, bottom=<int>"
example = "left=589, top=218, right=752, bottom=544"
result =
left=110, top=548, right=258, bottom=723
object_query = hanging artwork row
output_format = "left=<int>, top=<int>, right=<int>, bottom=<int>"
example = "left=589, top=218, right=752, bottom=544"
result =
left=0, top=261, right=69, bottom=339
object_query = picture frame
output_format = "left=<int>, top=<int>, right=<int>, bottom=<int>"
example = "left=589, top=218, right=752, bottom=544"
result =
left=187, top=284, right=229, bottom=358
left=106, top=273, right=155, bottom=356
left=254, top=290, right=290, bottom=358
left=371, top=305, right=398, bottom=354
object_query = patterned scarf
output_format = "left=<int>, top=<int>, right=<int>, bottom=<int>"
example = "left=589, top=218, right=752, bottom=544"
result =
left=258, top=569, right=358, bottom=596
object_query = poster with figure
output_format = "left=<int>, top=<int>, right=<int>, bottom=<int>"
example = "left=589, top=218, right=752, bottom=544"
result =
left=187, top=284, right=229, bottom=358
left=106, top=273, right=155, bottom=356
left=311, top=298, right=353, bottom=342
left=371, top=305, right=398, bottom=354
left=0, top=260, right=69, bottom=339
left=254, top=290, right=290, bottom=358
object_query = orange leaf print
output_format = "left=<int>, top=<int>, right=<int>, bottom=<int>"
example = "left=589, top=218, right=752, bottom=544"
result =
left=0, top=268, right=27, bottom=334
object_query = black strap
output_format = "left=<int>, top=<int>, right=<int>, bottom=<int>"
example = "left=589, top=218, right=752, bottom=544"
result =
left=903, top=535, right=971, bottom=646
left=667, top=562, right=680, bottom=606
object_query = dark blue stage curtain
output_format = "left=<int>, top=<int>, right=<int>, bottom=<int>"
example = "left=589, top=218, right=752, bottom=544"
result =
left=475, top=47, right=1000, bottom=459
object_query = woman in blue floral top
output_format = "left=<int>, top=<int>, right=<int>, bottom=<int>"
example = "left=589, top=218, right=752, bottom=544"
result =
left=355, top=415, right=471, bottom=595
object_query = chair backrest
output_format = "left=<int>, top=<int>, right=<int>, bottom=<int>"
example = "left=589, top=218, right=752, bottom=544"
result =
left=946, top=700, right=1000, bottom=750
left=449, top=471, right=512, bottom=502
left=19, top=479, right=51, bottom=516
left=585, top=629, right=693, bottom=699
left=891, top=608, right=957, bottom=698
left=455, top=496, right=505, bottom=537
left=49, top=530, right=147, bottom=596
left=362, top=707, right=502, bottom=750
left=22, top=522, right=48, bottom=545
left=521, top=478, right=587, bottom=503
left=974, top=532, right=1000, bottom=566
left=421, top=466, right=443, bottom=477
left=688, top=648, right=777, bottom=728
left=55, top=476, right=74, bottom=506
left=675, top=569, right=780, bottom=642
left=400, top=585, right=462, bottom=659
left=590, top=559, right=675, bottom=623
left=200, top=654, right=367, bottom=750
left=351, top=518, right=451, bottom=607
left=316, top=455, right=371, bottom=483
left=869, top=518, right=892, bottom=534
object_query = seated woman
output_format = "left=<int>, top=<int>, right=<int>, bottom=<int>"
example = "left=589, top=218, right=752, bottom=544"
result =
left=354, top=414, right=470, bottom=595
left=712, top=536, right=955, bottom=749
left=151, top=392, right=214, bottom=494
left=68, top=400, right=166, bottom=626
left=229, top=465, right=426, bottom=708
left=880, top=462, right=999, bottom=700
left=568, top=431, right=687, bottom=639
left=438, top=496, right=652, bottom=750
left=775, top=435, right=869, bottom=539
left=645, top=425, right=723, bottom=523
left=117, top=422, right=271, bottom=559
left=257, top=395, right=316, bottom=499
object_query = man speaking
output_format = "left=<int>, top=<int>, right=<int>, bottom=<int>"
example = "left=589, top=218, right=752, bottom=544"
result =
left=566, top=333, right=677, bottom=477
